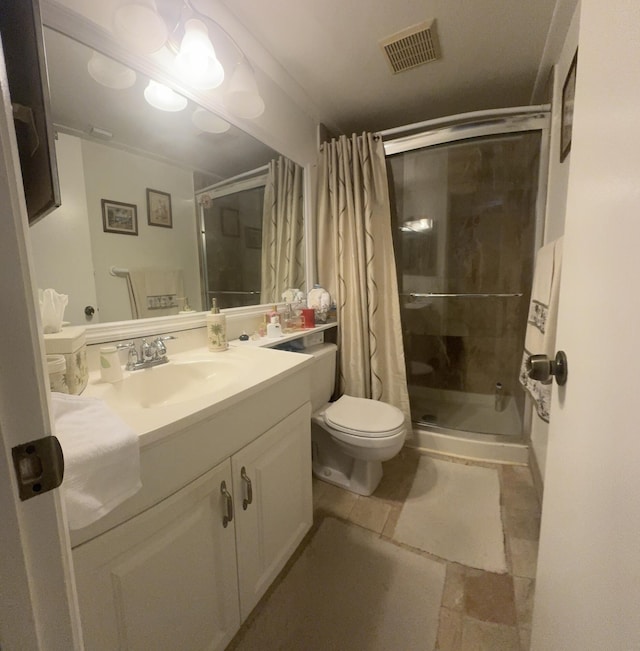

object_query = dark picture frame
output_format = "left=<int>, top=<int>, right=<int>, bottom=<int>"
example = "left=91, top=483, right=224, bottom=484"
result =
left=101, top=199, right=138, bottom=235
left=221, top=207, right=240, bottom=237
left=560, top=49, right=578, bottom=163
left=146, top=188, right=172, bottom=228
left=244, top=226, right=262, bottom=249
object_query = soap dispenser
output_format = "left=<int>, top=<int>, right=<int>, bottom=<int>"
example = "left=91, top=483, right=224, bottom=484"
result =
left=206, top=298, right=228, bottom=352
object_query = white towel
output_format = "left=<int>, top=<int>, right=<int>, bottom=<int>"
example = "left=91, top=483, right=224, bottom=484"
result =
left=50, top=392, right=141, bottom=530
left=127, top=268, right=184, bottom=318
left=519, top=237, right=563, bottom=422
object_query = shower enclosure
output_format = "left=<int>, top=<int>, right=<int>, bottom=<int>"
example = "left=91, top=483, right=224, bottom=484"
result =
left=384, top=108, right=549, bottom=454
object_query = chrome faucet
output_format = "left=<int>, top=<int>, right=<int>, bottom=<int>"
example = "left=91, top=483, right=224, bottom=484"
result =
left=118, top=335, right=176, bottom=371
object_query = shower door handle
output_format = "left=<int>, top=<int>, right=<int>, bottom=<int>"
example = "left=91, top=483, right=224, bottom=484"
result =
left=526, top=351, right=568, bottom=386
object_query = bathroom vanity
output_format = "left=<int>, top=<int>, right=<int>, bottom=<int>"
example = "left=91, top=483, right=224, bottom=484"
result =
left=70, top=344, right=313, bottom=650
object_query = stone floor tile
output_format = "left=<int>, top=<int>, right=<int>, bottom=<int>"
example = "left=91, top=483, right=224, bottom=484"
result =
left=375, top=448, right=421, bottom=504
left=381, top=502, right=403, bottom=539
left=501, top=465, right=535, bottom=488
left=348, top=496, right=392, bottom=533
left=501, top=467, right=540, bottom=514
left=461, top=617, right=521, bottom=651
left=442, top=563, right=466, bottom=611
left=513, top=577, right=535, bottom=628
left=464, top=571, right=517, bottom=626
left=437, top=607, right=463, bottom=651
left=519, top=626, right=532, bottom=651
left=509, top=538, right=539, bottom=579
left=312, top=480, right=357, bottom=520
left=503, top=507, right=541, bottom=541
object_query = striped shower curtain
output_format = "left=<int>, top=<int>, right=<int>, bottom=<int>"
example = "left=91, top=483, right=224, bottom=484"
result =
left=260, top=156, right=305, bottom=303
left=317, top=133, right=410, bottom=426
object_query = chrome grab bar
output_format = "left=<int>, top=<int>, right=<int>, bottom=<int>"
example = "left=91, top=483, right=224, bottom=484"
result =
left=401, top=292, right=523, bottom=298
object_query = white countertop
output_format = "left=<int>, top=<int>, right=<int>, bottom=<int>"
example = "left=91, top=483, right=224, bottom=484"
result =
left=82, top=344, right=312, bottom=447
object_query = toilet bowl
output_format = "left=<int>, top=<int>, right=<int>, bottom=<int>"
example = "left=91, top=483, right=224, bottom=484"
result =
left=305, top=344, right=407, bottom=496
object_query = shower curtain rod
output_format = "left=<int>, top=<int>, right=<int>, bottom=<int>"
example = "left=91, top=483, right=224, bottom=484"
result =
left=378, top=105, right=550, bottom=140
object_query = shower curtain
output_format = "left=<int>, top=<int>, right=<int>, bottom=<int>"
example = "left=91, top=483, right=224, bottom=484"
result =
left=260, top=156, right=305, bottom=303
left=317, top=133, right=410, bottom=425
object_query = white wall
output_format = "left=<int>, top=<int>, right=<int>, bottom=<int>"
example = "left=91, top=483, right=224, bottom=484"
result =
left=29, top=133, right=98, bottom=325
left=530, top=1, right=581, bottom=482
left=81, top=140, right=201, bottom=323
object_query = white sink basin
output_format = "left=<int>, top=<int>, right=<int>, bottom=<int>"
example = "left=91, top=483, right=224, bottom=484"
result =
left=95, top=357, right=243, bottom=410
left=81, top=345, right=312, bottom=442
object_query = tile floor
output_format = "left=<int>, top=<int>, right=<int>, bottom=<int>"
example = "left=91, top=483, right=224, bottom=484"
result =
left=231, top=448, right=541, bottom=651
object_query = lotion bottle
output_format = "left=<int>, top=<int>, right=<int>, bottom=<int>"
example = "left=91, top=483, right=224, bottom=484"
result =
left=207, top=298, right=228, bottom=352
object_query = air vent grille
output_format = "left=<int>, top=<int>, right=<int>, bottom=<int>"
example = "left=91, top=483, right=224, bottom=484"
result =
left=380, top=20, right=441, bottom=74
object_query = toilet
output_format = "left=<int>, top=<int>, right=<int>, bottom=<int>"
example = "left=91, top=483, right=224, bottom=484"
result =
left=306, top=343, right=406, bottom=496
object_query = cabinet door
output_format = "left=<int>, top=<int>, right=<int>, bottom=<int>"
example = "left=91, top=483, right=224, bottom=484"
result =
left=73, top=460, right=240, bottom=651
left=232, top=402, right=312, bottom=619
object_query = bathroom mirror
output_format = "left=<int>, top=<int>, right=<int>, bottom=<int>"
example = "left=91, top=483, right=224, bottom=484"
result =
left=28, top=26, right=305, bottom=325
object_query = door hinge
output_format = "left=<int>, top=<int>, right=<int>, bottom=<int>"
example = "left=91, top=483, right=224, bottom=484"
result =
left=12, top=436, right=64, bottom=501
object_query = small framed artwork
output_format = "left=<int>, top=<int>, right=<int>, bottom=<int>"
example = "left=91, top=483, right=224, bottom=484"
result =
left=245, top=226, right=262, bottom=249
left=101, top=199, right=138, bottom=235
left=221, top=208, right=239, bottom=237
left=146, top=188, right=172, bottom=228
left=560, top=49, right=578, bottom=163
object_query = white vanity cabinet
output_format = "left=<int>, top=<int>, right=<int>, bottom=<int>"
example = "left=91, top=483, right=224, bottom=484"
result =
left=72, top=401, right=312, bottom=651
left=232, top=402, right=312, bottom=620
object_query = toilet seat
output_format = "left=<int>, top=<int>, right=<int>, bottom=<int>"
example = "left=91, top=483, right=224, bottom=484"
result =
left=324, top=395, right=405, bottom=439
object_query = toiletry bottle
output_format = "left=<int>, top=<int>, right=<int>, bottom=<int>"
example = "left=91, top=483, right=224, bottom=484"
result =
left=207, top=298, right=228, bottom=352
left=99, top=346, right=123, bottom=383
left=266, top=314, right=282, bottom=338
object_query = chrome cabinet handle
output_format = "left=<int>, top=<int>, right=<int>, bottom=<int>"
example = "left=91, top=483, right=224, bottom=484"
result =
left=241, top=466, right=253, bottom=510
left=220, top=480, right=234, bottom=528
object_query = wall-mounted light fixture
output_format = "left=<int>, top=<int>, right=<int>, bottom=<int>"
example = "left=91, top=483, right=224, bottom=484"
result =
left=87, top=51, right=137, bottom=89
left=143, top=79, right=188, bottom=112
left=112, top=0, right=265, bottom=118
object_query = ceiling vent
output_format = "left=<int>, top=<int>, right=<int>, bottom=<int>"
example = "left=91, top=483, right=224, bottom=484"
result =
left=380, top=20, right=441, bottom=74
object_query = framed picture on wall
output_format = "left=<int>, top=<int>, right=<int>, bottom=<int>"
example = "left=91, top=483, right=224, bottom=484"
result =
left=101, top=199, right=138, bottom=235
left=560, top=49, right=578, bottom=162
left=245, top=226, right=262, bottom=249
left=221, top=208, right=240, bottom=237
left=146, top=188, right=172, bottom=228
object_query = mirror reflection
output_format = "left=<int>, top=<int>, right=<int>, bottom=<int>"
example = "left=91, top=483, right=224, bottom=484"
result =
left=28, top=27, right=305, bottom=325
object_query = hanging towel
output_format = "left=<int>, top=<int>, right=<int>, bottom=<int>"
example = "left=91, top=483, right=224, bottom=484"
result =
left=519, top=237, right=563, bottom=422
left=50, top=392, right=141, bottom=530
left=127, top=268, right=184, bottom=318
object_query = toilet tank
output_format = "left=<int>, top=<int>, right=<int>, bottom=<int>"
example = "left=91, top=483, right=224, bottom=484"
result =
left=303, top=343, right=337, bottom=412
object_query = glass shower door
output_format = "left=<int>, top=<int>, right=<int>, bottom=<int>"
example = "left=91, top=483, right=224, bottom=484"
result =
left=387, top=131, right=541, bottom=438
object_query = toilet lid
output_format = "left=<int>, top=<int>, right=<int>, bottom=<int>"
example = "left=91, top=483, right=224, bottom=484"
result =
left=324, top=395, right=405, bottom=437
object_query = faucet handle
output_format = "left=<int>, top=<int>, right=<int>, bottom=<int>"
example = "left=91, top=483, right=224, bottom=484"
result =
left=154, top=335, right=175, bottom=357
left=117, top=341, right=139, bottom=368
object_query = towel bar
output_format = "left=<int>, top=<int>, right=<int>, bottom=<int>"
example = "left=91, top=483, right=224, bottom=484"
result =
left=401, top=292, right=523, bottom=299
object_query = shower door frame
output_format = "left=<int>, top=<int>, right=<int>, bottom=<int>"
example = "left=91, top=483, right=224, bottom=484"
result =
left=382, top=106, right=551, bottom=462
left=196, top=167, right=269, bottom=310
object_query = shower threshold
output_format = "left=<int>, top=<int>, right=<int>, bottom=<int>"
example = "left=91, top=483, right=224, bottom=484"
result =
left=407, top=387, right=528, bottom=464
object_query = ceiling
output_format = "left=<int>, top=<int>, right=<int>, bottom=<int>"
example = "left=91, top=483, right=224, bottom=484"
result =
left=218, top=0, right=559, bottom=135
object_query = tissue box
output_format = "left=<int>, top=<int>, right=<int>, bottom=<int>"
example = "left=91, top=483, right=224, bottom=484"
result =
left=43, top=327, right=88, bottom=395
